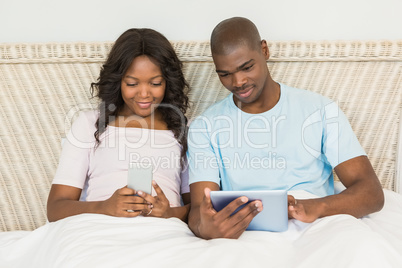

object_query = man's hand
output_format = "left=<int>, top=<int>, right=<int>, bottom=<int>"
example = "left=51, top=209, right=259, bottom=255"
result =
left=287, top=156, right=384, bottom=223
left=287, top=195, right=324, bottom=223
left=191, top=186, right=262, bottom=239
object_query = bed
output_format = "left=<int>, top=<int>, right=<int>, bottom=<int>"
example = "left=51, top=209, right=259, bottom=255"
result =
left=0, top=40, right=401, bottom=267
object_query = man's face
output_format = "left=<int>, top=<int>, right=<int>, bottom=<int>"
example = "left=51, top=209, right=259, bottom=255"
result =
left=212, top=44, right=269, bottom=105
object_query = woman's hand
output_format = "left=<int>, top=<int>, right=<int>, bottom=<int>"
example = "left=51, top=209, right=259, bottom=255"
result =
left=47, top=184, right=152, bottom=221
left=136, top=180, right=171, bottom=218
left=102, top=187, right=149, bottom=217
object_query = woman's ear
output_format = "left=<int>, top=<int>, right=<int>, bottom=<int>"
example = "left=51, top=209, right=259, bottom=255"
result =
left=261, top=40, right=270, bottom=60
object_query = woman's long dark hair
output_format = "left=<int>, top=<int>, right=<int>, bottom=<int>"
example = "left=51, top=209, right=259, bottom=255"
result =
left=91, top=28, right=190, bottom=160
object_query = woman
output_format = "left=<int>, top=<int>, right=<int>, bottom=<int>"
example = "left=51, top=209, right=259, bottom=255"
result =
left=47, top=28, right=190, bottom=222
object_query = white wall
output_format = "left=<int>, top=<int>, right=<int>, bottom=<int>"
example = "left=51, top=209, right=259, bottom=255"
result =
left=1, top=0, right=401, bottom=43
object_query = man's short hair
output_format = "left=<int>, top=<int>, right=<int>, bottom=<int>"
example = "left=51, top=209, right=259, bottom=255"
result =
left=210, top=17, right=262, bottom=55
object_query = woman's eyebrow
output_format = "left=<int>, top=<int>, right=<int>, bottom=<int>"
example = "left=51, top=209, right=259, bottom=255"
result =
left=125, top=75, right=163, bottom=80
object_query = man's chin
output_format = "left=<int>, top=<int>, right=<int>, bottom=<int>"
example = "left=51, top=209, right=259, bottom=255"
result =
left=233, top=94, right=255, bottom=105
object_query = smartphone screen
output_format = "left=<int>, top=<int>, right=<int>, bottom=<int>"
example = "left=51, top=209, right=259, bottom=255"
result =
left=127, top=162, right=153, bottom=195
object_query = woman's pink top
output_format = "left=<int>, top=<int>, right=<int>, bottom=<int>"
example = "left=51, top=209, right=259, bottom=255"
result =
left=52, top=110, right=189, bottom=207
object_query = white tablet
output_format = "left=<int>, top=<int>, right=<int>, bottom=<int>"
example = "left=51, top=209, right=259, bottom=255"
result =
left=210, top=190, right=288, bottom=232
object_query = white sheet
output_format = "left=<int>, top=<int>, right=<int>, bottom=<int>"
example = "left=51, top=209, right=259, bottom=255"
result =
left=1, top=190, right=401, bottom=268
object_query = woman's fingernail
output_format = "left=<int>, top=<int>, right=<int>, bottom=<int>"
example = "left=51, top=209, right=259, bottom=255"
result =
left=137, top=191, right=143, bottom=196
left=241, top=197, right=247, bottom=203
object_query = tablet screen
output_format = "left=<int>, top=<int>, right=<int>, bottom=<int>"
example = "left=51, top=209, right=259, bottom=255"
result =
left=210, top=190, right=288, bottom=232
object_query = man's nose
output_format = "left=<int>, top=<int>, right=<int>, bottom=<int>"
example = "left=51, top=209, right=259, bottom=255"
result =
left=232, top=72, right=246, bottom=88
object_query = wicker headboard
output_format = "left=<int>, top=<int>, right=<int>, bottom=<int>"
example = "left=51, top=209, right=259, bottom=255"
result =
left=0, top=41, right=401, bottom=231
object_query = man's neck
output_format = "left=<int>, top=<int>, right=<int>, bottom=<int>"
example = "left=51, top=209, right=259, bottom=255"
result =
left=234, top=81, right=280, bottom=114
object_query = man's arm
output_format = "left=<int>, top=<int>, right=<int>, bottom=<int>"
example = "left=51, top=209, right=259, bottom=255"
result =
left=288, top=155, right=384, bottom=222
left=188, top=181, right=262, bottom=239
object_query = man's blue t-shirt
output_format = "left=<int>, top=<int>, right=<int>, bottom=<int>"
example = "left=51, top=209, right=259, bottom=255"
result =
left=187, top=83, right=366, bottom=197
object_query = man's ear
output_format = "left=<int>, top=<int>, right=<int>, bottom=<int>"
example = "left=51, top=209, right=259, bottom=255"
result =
left=261, top=40, right=270, bottom=60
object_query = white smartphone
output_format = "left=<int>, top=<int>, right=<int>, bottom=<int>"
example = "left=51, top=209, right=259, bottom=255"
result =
left=127, top=162, right=153, bottom=195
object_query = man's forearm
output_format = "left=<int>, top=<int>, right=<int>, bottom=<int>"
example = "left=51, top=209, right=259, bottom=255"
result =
left=299, top=179, right=384, bottom=221
left=325, top=155, right=385, bottom=218
left=320, top=180, right=384, bottom=218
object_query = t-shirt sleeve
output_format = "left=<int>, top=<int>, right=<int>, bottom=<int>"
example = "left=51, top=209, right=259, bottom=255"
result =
left=187, top=116, right=220, bottom=185
left=322, top=102, right=366, bottom=167
left=52, top=111, right=97, bottom=189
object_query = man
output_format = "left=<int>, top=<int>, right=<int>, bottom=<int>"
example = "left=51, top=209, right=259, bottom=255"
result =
left=187, top=17, right=384, bottom=239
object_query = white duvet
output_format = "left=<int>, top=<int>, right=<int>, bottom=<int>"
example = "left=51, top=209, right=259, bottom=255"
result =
left=1, top=189, right=401, bottom=268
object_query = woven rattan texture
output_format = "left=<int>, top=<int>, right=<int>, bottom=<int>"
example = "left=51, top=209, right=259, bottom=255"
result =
left=0, top=41, right=401, bottom=231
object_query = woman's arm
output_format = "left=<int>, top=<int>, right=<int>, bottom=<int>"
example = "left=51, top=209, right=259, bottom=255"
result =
left=168, top=193, right=191, bottom=222
left=163, top=204, right=191, bottom=222
left=182, top=192, right=191, bottom=205
left=47, top=184, right=148, bottom=222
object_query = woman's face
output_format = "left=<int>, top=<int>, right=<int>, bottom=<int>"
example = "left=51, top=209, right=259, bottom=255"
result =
left=120, top=55, right=166, bottom=118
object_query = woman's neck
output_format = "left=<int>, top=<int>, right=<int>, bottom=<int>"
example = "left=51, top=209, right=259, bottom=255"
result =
left=110, top=110, right=168, bottom=130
